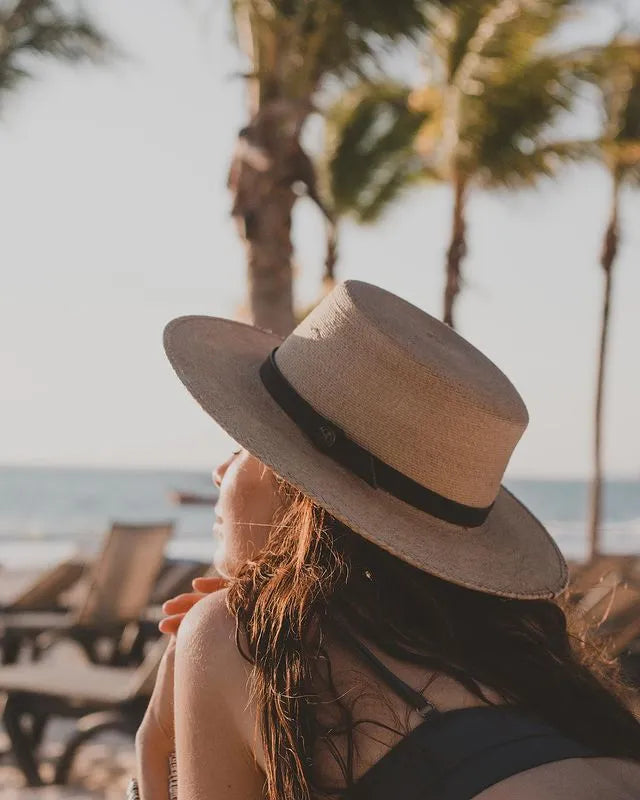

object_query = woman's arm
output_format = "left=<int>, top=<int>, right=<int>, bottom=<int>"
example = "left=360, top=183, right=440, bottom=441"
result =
left=174, top=589, right=266, bottom=800
left=134, top=636, right=176, bottom=800
left=134, top=726, right=173, bottom=800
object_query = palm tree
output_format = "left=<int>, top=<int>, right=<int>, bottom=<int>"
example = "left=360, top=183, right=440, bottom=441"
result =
left=325, top=0, right=601, bottom=329
left=587, top=51, right=640, bottom=560
left=227, top=0, right=426, bottom=336
left=0, top=0, right=107, bottom=108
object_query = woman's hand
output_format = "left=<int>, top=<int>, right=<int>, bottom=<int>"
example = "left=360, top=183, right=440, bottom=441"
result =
left=159, top=576, right=228, bottom=635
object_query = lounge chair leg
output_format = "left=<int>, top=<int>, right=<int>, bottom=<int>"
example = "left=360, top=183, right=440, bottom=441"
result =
left=132, top=620, right=163, bottom=663
left=2, top=695, right=43, bottom=786
left=1, top=633, right=22, bottom=665
left=129, top=635, right=145, bottom=665
left=76, top=633, right=101, bottom=664
left=29, top=713, right=48, bottom=749
left=54, top=711, right=136, bottom=785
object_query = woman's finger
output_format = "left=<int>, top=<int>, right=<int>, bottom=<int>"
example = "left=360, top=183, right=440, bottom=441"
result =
left=162, top=592, right=205, bottom=614
left=159, top=578, right=228, bottom=633
left=159, top=613, right=185, bottom=634
left=192, top=576, right=228, bottom=593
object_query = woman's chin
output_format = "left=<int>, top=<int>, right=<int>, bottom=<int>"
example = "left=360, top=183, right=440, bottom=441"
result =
left=212, top=549, right=235, bottom=581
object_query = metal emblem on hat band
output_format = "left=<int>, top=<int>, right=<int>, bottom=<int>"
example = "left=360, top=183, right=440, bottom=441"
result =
left=316, top=424, right=337, bottom=449
left=258, top=346, right=493, bottom=528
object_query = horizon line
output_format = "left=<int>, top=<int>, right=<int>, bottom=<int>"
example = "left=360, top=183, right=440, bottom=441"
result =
left=1, top=460, right=637, bottom=484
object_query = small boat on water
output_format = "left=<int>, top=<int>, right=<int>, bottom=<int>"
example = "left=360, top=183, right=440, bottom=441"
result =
left=169, top=490, right=217, bottom=506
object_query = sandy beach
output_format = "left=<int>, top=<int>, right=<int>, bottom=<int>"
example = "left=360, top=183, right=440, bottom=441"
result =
left=1, top=723, right=134, bottom=799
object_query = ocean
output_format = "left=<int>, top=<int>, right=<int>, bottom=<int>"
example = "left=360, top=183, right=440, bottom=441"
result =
left=0, top=466, right=639, bottom=568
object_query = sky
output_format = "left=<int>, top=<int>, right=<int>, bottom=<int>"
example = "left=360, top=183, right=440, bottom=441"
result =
left=0, top=0, right=639, bottom=479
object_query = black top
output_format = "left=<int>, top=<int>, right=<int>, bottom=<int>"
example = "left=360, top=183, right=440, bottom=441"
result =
left=329, top=616, right=597, bottom=800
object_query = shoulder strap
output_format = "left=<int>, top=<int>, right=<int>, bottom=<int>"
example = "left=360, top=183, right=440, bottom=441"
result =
left=329, top=613, right=437, bottom=717
left=347, top=705, right=597, bottom=800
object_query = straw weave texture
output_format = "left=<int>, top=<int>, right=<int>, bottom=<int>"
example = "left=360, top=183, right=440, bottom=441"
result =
left=276, top=282, right=527, bottom=507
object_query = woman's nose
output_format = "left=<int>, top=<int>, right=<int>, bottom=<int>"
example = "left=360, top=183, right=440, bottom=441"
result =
left=213, top=449, right=240, bottom=488
left=212, top=465, right=224, bottom=488
left=213, top=454, right=233, bottom=488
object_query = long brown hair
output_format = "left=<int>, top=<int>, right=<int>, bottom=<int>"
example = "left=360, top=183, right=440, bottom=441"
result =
left=226, top=478, right=640, bottom=800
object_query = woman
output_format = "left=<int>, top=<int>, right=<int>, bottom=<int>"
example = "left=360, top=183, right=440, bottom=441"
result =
left=133, top=280, right=640, bottom=799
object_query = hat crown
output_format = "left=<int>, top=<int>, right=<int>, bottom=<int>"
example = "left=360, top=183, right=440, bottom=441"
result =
left=274, top=280, right=528, bottom=508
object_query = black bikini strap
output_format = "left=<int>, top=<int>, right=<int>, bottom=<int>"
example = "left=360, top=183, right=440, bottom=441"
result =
left=330, top=614, right=437, bottom=717
left=347, top=705, right=598, bottom=800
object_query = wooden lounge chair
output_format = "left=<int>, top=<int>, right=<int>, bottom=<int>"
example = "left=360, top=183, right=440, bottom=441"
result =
left=0, top=522, right=173, bottom=666
left=119, top=558, right=214, bottom=664
left=567, top=555, right=640, bottom=601
left=0, top=558, right=87, bottom=612
left=567, top=555, right=640, bottom=681
left=126, top=560, right=217, bottom=662
left=0, top=635, right=168, bottom=786
left=149, top=558, right=212, bottom=606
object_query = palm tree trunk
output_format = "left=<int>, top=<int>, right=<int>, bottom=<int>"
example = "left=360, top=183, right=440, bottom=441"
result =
left=321, top=219, right=338, bottom=295
left=228, top=103, right=304, bottom=337
left=443, top=177, right=468, bottom=329
left=236, top=175, right=296, bottom=337
left=587, top=177, right=620, bottom=562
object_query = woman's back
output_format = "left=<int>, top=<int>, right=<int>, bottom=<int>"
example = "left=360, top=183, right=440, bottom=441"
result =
left=185, top=593, right=640, bottom=800
left=305, top=622, right=640, bottom=800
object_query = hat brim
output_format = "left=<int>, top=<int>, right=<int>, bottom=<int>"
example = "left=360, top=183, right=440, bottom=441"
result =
left=164, top=315, right=568, bottom=600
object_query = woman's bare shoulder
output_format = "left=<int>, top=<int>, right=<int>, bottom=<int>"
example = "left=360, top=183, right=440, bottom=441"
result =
left=173, top=591, right=267, bottom=795
left=174, top=589, right=262, bottom=757
left=175, top=589, right=249, bottom=694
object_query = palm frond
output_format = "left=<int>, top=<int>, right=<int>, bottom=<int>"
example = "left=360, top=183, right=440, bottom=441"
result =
left=407, top=1, right=604, bottom=188
left=0, top=62, right=28, bottom=93
left=599, top=53, right=640, bottom=183
left=428, top=1, right=491, bottom=81
left=229, top=0, right=428, bottom=101
left=477, top=138, right=600, bottom=188
left=357, top=161, right=428, bottom=222
left=621, top=161, right=640, bottom=186
left=328, top=0, right=425, bottom=40
left=0, top=1, right=110, bottom=105
left=13, top=18, right=107, bottom=60
left=459, top=52, right=579, bottom=172
left=323, top=82, right=432, bottom=221
left=323, top=0, right=610, bottom=212
left=556, top=39, right=640, bottom=85
left=473, top=0, right=572, bottom=66
left=429, top=0, right=573, bottom=87
left=618, top=74, right=640, bottom=142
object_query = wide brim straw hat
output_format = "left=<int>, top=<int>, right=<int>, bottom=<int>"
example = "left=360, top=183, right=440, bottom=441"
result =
left=164, top=280, right=567, bottom=600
